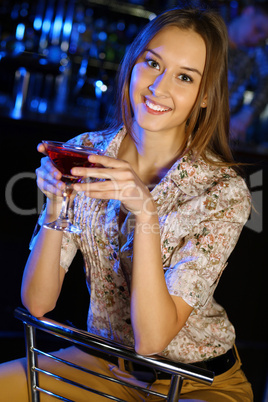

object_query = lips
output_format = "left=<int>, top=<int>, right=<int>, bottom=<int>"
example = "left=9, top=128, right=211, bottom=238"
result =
left=144, top=97, right=172, bottom=114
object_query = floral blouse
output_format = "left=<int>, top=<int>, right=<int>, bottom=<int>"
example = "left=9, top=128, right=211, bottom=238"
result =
left=54, top=127, right=251, bottom=363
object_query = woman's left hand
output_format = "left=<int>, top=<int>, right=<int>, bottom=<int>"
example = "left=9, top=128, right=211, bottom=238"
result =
left=72, top=154, right=157, bottom=218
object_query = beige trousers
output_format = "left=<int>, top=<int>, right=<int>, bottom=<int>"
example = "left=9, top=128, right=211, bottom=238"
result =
left=0, top=346, right=253, bottom=401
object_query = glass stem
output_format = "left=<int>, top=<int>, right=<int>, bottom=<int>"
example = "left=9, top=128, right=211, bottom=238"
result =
left=59, top=185, right=73, bottom=220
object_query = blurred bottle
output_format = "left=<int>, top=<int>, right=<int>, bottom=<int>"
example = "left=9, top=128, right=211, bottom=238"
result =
left=11, top=66, right=30, bottom=119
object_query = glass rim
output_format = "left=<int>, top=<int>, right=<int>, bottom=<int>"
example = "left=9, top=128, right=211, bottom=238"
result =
left=42, top=140, right=104, bottom=155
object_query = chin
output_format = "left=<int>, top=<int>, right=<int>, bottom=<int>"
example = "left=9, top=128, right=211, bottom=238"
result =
left=135, top=117, right=166, bottom=132
left=139, top=123, right=165, bottom=133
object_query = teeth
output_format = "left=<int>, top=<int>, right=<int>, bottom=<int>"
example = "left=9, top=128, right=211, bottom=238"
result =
left=145, top=99, right=169, bottom=112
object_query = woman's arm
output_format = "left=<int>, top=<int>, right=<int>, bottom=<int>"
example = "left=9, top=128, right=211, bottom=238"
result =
left=21, top=145, right=67, bottom=317
left=131, top=208, right=193, bottom=355
left=130, top=180, right=251, bottom=355
left=21, top=201, right=66, bottom=317
left=72, top=154, right=193, bottom=355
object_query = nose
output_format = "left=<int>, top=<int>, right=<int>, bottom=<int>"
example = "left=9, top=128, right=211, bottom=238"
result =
left=149, top=71, right=170, bottom=97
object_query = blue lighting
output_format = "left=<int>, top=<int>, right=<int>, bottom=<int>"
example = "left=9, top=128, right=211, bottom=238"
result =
left=33, top=17, right=42, bottom=31
left=12, top=93, right=23, bottom=117
left=11, top=67, right=28, bottom=119
left=38, top=100, right=47, bottom=113
left=117, top=22, right=125, bottom=31
left=16, top=23, right=25, bottom=41
left=63, top=21, right=72, bottom=37
left=30, top=99, right=39, bottom=110
left=95, top=80, right=107, bottom=98
left=52, top=16, right=63, bottom=42
left=20, top=8, right=28, bottom=17
left=42, top=19, right=51, bottom=34
left=230, top=1, right=238, bottom=9
left=95, top=86, right=102, bottom=99
left=11, top=9, right=19, bottom=19
left=79, top=59, right=88, bottom=76
left=98, top=31, right=107, bottom=41
left=39, top=58, right=48, bottom=65
left=78, top=23, right=86, bottom=34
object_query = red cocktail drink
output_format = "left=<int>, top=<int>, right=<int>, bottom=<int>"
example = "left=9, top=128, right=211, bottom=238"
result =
left=43, top=141, right=103, bottom=183
left=41, top=140, right=103, bottom=234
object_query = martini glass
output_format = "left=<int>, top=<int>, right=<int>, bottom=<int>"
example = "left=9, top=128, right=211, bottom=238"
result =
left=42, top=140, right=103, bottom=234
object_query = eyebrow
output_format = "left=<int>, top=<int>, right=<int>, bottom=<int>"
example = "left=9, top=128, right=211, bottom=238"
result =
left=145, top=48, right=203, bottom=77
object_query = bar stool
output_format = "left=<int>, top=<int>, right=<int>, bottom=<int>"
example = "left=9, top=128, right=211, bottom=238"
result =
left=14, top=307, right=214, bottom=402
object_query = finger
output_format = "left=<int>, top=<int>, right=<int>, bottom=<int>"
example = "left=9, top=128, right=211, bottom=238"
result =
left=72, top=168, right=117, bottom=181
left=71, top=154, right=131, bottom=179
left=40, top=156, right=62, bottom=180
left=36, top=175, right=65, bottom=198
left=75, top=178, right=137, bottom=191
left=88, top=154, right=129, bottom=169
left=71, top=166, right=135, bottom=184
left=74, top=179, right=121, bottom=194
left=36, top=172, right=65, bottom=195
left=74, top=180, right=142, bottom=200
left=36, top=163, right=65, bottom=192
left=37, top=143, right=46, bottom=154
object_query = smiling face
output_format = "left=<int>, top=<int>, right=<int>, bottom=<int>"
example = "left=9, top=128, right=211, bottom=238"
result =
left=129, top=26, right=207, bottom=140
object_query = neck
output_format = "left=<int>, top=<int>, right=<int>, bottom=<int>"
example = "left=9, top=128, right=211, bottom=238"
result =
left=132, top=121, right=185, bottom=163
left=118, top=123, right=185, bottom=184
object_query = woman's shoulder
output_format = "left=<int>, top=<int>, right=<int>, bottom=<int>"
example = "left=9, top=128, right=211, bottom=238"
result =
left=173, top=151, right=248, bottom=195
left=197, top=154, right=252, bottom=217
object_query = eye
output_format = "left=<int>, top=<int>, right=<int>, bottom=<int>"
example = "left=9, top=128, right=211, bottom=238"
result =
left=146, top=58, right=160, bottom=70
left=178, top=74, right=193, bottom=83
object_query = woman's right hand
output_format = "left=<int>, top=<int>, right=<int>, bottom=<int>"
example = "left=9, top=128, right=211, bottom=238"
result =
left=36, top=143, right=65, bottom=201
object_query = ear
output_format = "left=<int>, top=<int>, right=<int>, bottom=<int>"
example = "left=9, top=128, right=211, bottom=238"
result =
left=201, top=95, right=207, bottom=109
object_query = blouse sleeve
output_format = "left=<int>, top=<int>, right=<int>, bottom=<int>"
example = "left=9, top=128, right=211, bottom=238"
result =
left=60, top=231, right=78, bottom=272
left=164, top=177, right=251, bottom=309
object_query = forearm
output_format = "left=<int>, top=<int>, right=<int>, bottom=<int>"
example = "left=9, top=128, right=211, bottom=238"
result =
left=21, top=200, right=65, bottom=317
left=130, top=208, right=181, bottom=355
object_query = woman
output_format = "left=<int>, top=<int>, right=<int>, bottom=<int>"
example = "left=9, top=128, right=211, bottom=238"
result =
left=0, top=6, right=253, bottom=402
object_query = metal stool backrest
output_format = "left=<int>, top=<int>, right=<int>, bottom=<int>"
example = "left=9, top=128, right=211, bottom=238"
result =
left=14, top=307, right=214, bottom=402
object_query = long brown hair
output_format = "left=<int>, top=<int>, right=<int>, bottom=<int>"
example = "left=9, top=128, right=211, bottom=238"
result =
left=108, top=6, right=236, bottom=168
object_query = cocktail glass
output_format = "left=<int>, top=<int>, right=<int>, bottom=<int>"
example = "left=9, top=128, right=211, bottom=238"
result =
left=42, top=140, right=103, bottom=234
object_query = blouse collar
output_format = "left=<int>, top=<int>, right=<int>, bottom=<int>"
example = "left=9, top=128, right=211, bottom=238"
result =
left=104, top=127, right=237, bottom=198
